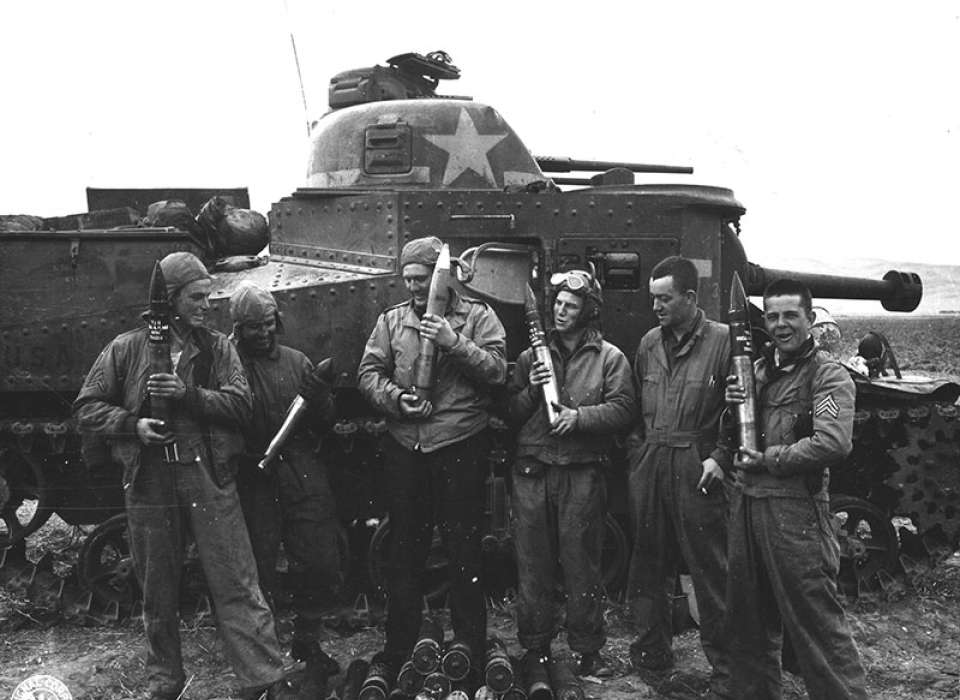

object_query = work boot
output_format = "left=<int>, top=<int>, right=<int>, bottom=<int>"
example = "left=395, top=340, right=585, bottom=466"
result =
left=577, top=650, right=615, bottom=678
left=291, top=638, right=342, bottom=677
left=629, top=640, right=674, bottom=672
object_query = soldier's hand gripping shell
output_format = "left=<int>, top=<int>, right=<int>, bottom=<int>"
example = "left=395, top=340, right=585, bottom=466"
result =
left=725, top=374, right=746, bottom=405
left=528, top=359, right=553, bottom=387
left=299, top=357, right=335, bottom=403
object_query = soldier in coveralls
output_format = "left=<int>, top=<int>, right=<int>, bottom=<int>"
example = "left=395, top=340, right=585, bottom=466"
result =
left=507, top=270, right=635, bottom=676
left=74, top=252, right=296, bottom=700
left=724, top=278, right=867, bottom=699
left=625, top=255, right=732, bottom=699
left=229, top=283, right=343, bottom=677
left=357, top=236, right=507, bottom=671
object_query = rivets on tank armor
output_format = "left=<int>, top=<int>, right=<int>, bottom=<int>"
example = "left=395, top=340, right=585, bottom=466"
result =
left=310, top=291, right=317, bottom=298
left=553, top=209, right=560, bottom=216
left=571, top=209, right=578, bottom=217
left=387, top=216, right=393, bottom=223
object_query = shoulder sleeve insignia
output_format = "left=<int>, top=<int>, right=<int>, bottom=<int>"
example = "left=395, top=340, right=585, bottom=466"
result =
left=229, top=367, right=248, bottom=389
left=815, top=393, right=840, bottom=419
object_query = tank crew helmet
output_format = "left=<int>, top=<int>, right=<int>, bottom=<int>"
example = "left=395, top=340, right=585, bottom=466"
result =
left=811, top=305, right=842, bottom=355
left=229, top=282, right=283, bottom=334
left=159, top=251, right=213, bottom=301
left=550, top=268, right=603, bottom=321
left=400, top=236, right=442, bottom=270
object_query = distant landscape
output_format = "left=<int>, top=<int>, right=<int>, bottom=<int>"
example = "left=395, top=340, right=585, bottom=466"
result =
left=754, top=256, right=960, bottom=316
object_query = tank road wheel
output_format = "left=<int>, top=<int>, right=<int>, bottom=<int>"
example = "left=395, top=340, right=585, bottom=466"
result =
left=367, top=517, right=451, bottom=604
left=78, top=513, right=140, bottom=606
left=830, top=495, right=899, bottom=594
left=0, top=450, right=53, bottom=548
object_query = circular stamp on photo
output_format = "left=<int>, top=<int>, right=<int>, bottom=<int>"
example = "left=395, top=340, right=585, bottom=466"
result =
left=10, top=674, right=72, bottom=700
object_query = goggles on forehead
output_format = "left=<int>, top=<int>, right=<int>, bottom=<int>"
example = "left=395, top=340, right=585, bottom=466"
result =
left=549, top=270, right=595, bottom=291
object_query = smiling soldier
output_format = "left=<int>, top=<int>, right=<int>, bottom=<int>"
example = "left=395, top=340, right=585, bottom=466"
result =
left=357, top=236, right=506, bottom=673
left=724, top=278, right=867, bottom=699
left=74, top=252, right=296, bottom=700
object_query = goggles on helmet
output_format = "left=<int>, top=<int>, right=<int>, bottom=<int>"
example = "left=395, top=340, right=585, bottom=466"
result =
left=549, top=270, right=595, bottom=291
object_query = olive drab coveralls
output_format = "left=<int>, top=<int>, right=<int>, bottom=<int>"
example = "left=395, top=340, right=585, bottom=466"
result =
left=235, top=342, right=342, bottom=636
left=73, top=325, right=286, bottom=696
left=725, top=341, right=867, bottom=700
left=626, top=310, right=732, bottom=690
left=508, top=328, right=635, bottom=654
left=357, top=293, right=506, bottom=666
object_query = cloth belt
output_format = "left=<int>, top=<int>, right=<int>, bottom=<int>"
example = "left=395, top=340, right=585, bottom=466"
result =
left=645, top=429, right=714, bottom=450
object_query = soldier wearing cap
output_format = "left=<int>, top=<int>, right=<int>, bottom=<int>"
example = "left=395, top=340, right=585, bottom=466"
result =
left=74, top=252, right=296, bottom=700
left=724, top=278, right=867, bottom=699
left=229, top=282, right=342, bottom=677
left=507, top=269, right=635, bottom=676
left=625, top=255, right=732, bottom=698
left=357, top=236, right=507, bottom=669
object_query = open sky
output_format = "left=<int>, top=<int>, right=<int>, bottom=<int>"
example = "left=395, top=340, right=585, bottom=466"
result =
left=1, top=1, right=957, bottom=267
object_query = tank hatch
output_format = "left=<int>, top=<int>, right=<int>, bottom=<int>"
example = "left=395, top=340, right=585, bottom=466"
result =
left=305, top=99, right=546, bottom=191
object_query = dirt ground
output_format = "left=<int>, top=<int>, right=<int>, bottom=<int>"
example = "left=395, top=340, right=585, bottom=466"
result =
left=2, top=536, right=959, bottom=700
left=2, top=314, right=959, bottom=699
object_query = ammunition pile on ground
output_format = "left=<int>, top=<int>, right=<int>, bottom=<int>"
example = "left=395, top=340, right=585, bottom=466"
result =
left=329, top=618, right=583, bottom=700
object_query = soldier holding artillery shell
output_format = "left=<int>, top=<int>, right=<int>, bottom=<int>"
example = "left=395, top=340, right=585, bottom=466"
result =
left=357, top=236, right=507, bottom=672
left=228, top=282, right=343, bottom=679
left=507, top=269, right=635, bottom=677
left=74, top=252, right=296, bottom=700
left=724, top=277, right=867, bottom=699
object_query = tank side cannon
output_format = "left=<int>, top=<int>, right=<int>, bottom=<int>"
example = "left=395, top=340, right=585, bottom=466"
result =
left=745, top=263, right=922, bottom=312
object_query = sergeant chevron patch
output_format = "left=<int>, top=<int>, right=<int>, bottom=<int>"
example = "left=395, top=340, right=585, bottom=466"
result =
left=815, top=393, right=840, bottom=418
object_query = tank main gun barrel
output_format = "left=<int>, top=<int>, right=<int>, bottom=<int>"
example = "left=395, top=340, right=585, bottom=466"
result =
left=534, top=156, right=693, bottom=175
left=745, top=263, right=922, bottom=312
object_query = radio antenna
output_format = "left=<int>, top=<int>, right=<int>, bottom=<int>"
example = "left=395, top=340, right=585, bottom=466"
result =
left=283, top=0, right=310, bottom=136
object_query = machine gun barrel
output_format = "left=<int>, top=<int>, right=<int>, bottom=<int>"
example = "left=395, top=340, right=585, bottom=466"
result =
left=412, top=243, right=453, bottom=397
left=535, top=156, right=693, bottom=175
left=147, top=261, right=180, bottom=463
left=523, top=284, right=561, bottom=425
left=745, top=263, right=922, bottom=312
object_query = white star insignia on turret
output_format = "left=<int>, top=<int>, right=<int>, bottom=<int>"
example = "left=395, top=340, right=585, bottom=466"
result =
left=425, top=108, right=508, bottom=186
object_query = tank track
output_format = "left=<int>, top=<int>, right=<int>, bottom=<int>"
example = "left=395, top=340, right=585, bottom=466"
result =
left=886, top=402, right=960, bottom=545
